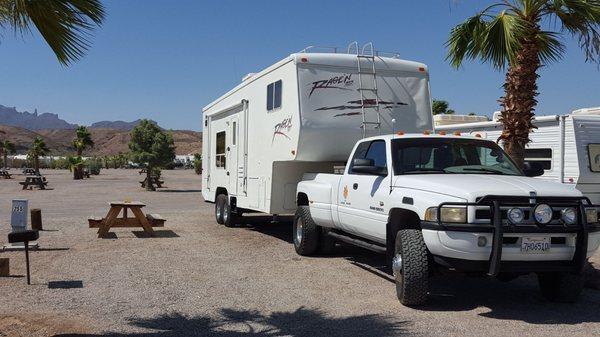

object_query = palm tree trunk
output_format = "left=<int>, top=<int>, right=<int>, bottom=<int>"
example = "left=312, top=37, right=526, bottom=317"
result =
left=34, top=156, right=40, bottom=174
left=498, top=25, right=540, bottom=169
left=3, top=154, right=7, bottom=169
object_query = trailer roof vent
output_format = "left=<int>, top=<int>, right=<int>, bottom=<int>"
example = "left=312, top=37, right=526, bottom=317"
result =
left=242, top=73, right=256, bottom=82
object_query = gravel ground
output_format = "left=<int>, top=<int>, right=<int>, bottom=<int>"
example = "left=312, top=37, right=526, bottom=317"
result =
left=0, top=169, right=599, bottom=337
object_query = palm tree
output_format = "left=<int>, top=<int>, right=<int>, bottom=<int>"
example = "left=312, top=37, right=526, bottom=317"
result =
left=446, top=0, right=600, bottom=168
left=72, top=126, right=94, bottom=179
left=28, top=137, right=50, bottom=174
left=0, top=0, right=105, bottom=65
left=1, top=140, right=16, bottom=168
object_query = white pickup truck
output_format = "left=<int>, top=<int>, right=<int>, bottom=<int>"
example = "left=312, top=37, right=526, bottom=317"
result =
left=295, top=133, right=600, bottom=306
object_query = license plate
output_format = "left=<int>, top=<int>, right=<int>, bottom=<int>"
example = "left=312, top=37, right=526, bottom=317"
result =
left=521, top=237, right=551, bottom=253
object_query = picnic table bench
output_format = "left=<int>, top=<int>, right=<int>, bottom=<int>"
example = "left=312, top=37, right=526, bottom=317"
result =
left=22, top=168, right=37, bottom=175
left=140, top=175, right=164, bottom=188
left=0, top=170, right=11, bottom=179
left=90, top=201, right=164, bottom=238
left=19, top=175, right=47, bottom=190
left=139, top=168, right=147, bottom=174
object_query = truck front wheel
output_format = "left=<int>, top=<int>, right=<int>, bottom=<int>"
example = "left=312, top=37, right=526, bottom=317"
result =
left=537, top=272, right=583, bottom=302
left=393, top=229, right=429, bottom=306
left=293, top=206, right=319, bottom=256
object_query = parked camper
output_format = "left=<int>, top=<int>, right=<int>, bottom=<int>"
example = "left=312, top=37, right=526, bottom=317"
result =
left=436, top=108, right=600, bottom=204
left=202, top=43, right=433, bottom=225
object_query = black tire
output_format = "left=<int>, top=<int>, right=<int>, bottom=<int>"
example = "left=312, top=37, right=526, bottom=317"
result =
left=537, top=272, right=584, bottom=303
left=215, top=194, right=226, bottom=224
left=393, top=229, right=429, bottom=306
left=222, top=197, right=237, bottom=228
left=293, top=206, right=319, bottom=256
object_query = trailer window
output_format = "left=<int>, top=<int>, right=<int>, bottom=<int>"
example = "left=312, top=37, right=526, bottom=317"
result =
left=215, top=131, right=226, bottom=169
left=589, top=144, right=600, bottom=172
left=267, top=80, right=282, bottom=111
left=524, top=148, right=552, bottom=170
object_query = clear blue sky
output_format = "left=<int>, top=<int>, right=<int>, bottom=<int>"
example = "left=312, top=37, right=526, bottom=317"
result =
left=1, top=0, right=599, bottom=131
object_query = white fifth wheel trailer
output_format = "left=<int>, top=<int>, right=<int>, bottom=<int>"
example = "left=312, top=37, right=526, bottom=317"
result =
left=436, top=107, right=600, bottom=203
left=202, top=43, right=433, bottom=220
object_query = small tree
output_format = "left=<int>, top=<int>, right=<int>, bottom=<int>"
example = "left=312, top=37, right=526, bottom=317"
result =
left=432, top=99, right=455, bottom=115
left=1, top=140, right=16, bottom=168
left=72, top=126, right=94, bottom=179
left=193, top=153, right=202, bottom=175
left=28, top=137, right=50, bottom=174
left=129, top=120, right=176, bottom=191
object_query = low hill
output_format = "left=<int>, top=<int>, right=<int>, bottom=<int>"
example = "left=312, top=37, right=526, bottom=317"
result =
left=0, top=125, right=201, bottom=156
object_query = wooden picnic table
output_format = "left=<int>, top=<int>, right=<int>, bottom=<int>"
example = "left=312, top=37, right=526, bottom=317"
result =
left=96, top=201, right=155, bottom=238
left=140, top=175, right=164, bottom=188
left=139, top=168, right=147, bottom=174
left=0, top=170, right=11, bottom=179
left=19, top=175, right=47, bottom=190
left=22, top=168, right=37, bottom=175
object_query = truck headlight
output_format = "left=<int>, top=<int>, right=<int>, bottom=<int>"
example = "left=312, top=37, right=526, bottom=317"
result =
left=586, top=208, right=599, bottom=224
left=507, top=208, right=525, bottom=224
left=425, top=207, right=467, bottom=223
left=560, top=208, right=577, bottom=225
left=533, top=204, right=553, bottom=224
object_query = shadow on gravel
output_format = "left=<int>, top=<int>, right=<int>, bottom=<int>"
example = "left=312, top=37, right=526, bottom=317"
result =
left=229, top=217, right=600, bottom=325
left=238, top=216, right=294, bottom=244
left=420, top=274, right=600, bottom=324
left=54, top=307, right=410, bottom=337
left=157, top=189, right=202, bottom=193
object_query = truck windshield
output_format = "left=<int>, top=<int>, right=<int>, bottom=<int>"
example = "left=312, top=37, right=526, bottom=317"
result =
left=391, top=138, right=522, bottom=176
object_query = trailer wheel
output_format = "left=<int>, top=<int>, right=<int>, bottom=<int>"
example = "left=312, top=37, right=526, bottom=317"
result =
left=537, top=272, right=584, bottom=302
left=293, top=206, right=319, bottom=256
left=393, top=229, right=429, bottom=306
left=222, top=197, right=237, bottom=228
left=215, top=194, right=227, bottom=224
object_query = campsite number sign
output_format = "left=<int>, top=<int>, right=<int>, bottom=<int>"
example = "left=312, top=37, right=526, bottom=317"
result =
left=10, top=199, right=28, bottom=232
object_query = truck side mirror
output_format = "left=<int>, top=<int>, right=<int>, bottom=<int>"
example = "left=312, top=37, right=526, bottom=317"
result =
left=352, top=158, right=388, bottom=176
left=523, top=161, right=544, bottom=177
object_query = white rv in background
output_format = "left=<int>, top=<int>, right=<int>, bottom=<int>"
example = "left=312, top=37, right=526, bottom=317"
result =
left=436, top=107, right=600, bottom=203
left=202, top=43, right=433, bottom=216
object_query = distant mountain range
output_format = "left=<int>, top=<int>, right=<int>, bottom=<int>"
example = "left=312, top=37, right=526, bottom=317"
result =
left=0, top=105, right=77, bottom=130
left=0, top=104, right=154, bottom=131
left=0, top=104, right=201, bottom=155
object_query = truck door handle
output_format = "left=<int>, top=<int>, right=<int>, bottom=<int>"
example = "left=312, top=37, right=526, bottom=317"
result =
left=353, top=183, right=358, bottom=190
left=226, top=172, right=230, bottom=176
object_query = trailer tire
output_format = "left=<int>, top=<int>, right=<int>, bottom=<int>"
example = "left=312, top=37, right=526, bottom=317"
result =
left=293, top=206, right=319, bottom=256
left=393, top=229, right=429, bottom=306
left=215, top=194, right=227, bottom=224
left=537, top=272, right=583, bottom=303
left=222, top=197, right=237, bottom=228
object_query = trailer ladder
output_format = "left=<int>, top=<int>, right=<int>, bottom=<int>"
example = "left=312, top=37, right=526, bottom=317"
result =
left=348, top=42, right=381, bottom=138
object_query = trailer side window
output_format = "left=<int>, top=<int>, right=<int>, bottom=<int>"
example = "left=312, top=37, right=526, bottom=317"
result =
left=589, top=144, right=600, bottom=172
left=524, top=148, right=552, bottom=170
left=215, top=131, right=226, bottom=169
left=267, top=80, right=282, bottom=111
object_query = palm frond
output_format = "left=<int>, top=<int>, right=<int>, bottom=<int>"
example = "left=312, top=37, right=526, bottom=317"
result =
left=2, top=0, right=105, bottom=65
left=480, top=11, right=527, bottom=69
left=445, top=14, right=488, bottom=68
left=545, top=0, right=600, bottom=63
left=536, top=30, right=566, bottom=63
